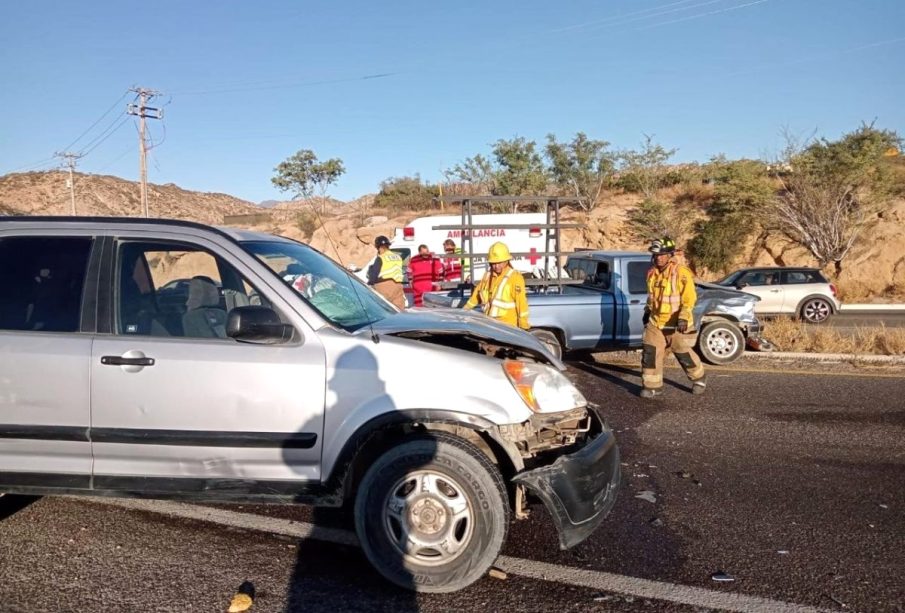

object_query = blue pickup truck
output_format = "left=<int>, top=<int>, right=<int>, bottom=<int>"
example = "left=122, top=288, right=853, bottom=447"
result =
left=422, top=250, right=762, bottom=365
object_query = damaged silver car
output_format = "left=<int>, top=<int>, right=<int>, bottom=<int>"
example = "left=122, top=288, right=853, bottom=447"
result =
left=0, top=217, right=620, bottom=593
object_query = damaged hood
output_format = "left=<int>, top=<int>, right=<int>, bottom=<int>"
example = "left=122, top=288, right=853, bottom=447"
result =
left=695, top=282, right=760, bottom=323
left=360, top=308, right=566, bottom=369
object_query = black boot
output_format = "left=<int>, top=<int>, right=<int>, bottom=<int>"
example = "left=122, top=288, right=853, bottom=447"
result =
left=640, top=387, right=663, bottom=399
left=692, top=375, right=707, bottom=395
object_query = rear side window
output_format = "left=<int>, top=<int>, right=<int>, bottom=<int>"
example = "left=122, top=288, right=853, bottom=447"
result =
left=782, top=270, right=826, bottom=284
left=627, top=261, right=649, bottom=294
left=0, top=236, right=93, bottom=332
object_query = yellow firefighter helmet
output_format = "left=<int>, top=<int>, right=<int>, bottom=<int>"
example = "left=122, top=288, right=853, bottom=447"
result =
left=487, top=242, right=512, bottom=264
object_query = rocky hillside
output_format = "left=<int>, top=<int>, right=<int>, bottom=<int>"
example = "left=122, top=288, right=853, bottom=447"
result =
left=2, top=170, right=903, bottom=300
left=0, top=171, right=261, bottom=224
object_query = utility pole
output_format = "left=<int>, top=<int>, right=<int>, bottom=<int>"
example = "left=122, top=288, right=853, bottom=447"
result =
left=127, top=87, right=163, bottom=217
left=55, top=151, right=83, bottom=215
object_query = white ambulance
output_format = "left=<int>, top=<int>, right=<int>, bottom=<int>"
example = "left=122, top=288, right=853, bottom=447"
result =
left=390, top=213, right=556, bottom=281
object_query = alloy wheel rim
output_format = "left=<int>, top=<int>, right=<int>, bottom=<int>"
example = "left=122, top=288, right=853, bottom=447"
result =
left=382, top=469, right=474, bottom=566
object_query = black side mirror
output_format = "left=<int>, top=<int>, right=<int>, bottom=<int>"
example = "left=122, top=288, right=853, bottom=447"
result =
left=227, top=306, right=294, bottom=344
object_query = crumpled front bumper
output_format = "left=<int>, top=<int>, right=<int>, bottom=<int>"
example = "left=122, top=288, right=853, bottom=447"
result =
left=511, top=410, right=621, bottom=549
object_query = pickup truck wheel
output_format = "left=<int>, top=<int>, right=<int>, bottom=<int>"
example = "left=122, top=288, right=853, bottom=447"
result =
left=799, top=297, right=833, bottom=324
left=697, top=321, right=745, bottom=365
left=354, top=434, right=509, bottom=593
left=529, top=329, right=563, bottom=360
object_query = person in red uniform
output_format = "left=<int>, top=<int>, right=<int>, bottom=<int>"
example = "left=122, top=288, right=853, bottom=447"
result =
left=407, top=244, right=443, bottom=307
left=441, top=238, right=463, bottom=283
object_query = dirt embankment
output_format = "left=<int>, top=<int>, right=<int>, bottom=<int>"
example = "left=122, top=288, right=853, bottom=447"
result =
left=3, top=171, right=903, bottom=300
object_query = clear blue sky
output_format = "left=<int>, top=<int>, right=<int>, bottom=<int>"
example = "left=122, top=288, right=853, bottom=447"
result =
left=2, top=0, right=903, bottom=202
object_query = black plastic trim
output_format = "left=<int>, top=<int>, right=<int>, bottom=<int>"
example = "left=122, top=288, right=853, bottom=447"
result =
left=79, top=236, right=103, bottom=333
left=90, top=428, right=317, bottom=448
left=326, top=409, right=500, bottom=487
left=0, top=425, right=88, bottom=442
left=0, top=471, right=90, bottom=489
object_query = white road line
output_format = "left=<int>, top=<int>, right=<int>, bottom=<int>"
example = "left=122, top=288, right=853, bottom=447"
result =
left=91, top=498, right=829, bottom=613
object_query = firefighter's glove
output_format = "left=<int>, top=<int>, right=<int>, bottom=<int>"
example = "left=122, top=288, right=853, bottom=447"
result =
left=642, top=309, right=651, bottom=327
left=677, top=318, right=689, bottom=334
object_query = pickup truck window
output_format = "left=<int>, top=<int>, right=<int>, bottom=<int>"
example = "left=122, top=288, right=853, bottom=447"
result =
left=627, top=261, right=649, bottom=294
left=0, top=236, right=93, bottom=333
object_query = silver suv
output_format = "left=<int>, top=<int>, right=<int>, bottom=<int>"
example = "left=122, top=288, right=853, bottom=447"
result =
left=0, top=217, right=620, bottom=592
left=716, top=267, right=841, bottom=324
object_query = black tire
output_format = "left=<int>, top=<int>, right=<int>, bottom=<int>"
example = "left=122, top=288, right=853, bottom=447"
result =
left=529, top=328, right=563, bottom=361
left=696, top=321, right=745, bottom=365
left=354, top=433, right=510, bottom=593
left=799, top=297, right=833, bottom=324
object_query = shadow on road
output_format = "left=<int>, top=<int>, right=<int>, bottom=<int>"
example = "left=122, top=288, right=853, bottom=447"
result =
left=0, top=494, right=39, bottom=521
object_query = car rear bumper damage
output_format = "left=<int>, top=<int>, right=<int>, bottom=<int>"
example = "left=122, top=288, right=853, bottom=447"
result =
left=510, top=410, right=620, bottom=549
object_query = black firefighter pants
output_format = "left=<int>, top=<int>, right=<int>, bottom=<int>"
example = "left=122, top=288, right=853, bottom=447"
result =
left=641, top=323, right=705, bottom=390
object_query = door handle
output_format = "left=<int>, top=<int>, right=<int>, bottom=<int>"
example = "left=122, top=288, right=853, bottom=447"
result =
left=630, top=299, right=641, bottom=304
left=101, top=356, right=155, bottom=367
left=770, top=289, right=781, bottom=293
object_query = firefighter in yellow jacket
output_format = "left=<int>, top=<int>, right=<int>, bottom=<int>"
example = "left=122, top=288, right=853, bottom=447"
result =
left=463, top=242, right=529, bottom=330
left=641, top=237, right=706, bottom=398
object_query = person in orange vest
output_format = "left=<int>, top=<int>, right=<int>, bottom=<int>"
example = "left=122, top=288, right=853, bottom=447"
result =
left=367, top=235, right=405, bottom=309
left=407, top=244, right=443, bottom=307
left=641, top=237, right=706, bottom=398
left=463, top=242, right=529, bottom=330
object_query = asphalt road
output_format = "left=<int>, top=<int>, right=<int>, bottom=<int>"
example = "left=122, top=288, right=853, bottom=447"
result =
left=1, top=359, right=903, bottom=613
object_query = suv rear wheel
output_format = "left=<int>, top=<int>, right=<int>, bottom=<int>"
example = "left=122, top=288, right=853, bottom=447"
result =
left=354, top=433, right=509, bottom=593
left=799, top=297, right=833, bottom=324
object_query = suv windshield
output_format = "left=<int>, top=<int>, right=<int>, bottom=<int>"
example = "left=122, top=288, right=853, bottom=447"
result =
left=716, top=271, right=744, bottom=286
left=242, top=239, right=396, bottom=331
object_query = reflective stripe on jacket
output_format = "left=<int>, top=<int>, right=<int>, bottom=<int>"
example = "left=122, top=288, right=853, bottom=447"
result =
left=464, top=265, right=530, bottom=329
left=378, top=252, right=404, bottom=283
left=646, top=260, right=696, bottom=329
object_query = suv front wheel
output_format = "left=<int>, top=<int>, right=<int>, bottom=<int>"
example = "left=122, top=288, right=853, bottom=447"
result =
left=354, top=433, right=510, bottom=593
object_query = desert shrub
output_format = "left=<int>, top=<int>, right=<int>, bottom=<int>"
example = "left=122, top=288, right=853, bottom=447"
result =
left=296, top=210, right=318, bottom=238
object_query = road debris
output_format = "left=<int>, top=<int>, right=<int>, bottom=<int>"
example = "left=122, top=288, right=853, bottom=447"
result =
left=649, top=517, right=664, bottom=527
left=488, top=568, right=508, bottom=580
left=227, top=581, right=255, bottom=613
left=676, top=471, right=692, bottom=479
left=635, top=490, right=657, bottom=503
left=777, top=550, right=790, bottom=555
left=711, top=571, right=735, bottom=582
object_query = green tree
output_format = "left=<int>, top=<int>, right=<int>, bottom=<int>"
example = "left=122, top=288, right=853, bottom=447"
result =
left=445, top=154, right=497, bottom=195
left=545, top=132, right=615, bottom=211
left=626, top=197, right=691, bottom=244
left=491, top=136, right=547, bottom=200
left=689, top=158, right=775, bottom=272
left=616, top=135, right=677, bottom=199
left=768, top=124, right=902, bottom=274
left=271, top=149, right=345, bottom=214
left=374, top=175, right=440, bottom=212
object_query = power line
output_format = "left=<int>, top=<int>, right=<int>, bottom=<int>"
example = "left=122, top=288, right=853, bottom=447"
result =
left=6, top=156, right=58, bottom=173
left=555, top=0, right=730, bottom=33
left=552, top=0, right=704, bottom=32
left=78, top=115, right=131, bottom=157
left=60, top=90, right=130, bottom=152
left=636, top=0, right=773, bottom=30
left=170, top=72, right=397, bottom=96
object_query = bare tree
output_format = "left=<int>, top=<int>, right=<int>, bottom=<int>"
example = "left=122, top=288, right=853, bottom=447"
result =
left=767, top=124, right=901, bottom=275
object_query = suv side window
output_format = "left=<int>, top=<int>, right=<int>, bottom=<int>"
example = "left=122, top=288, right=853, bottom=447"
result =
left=115, top=241, right=270, bottom=338
left=782, top=270, right=822, bottom=284
left=0, top=236, right=93, bottom=332
left=627, top=261, right=649, bottom=294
